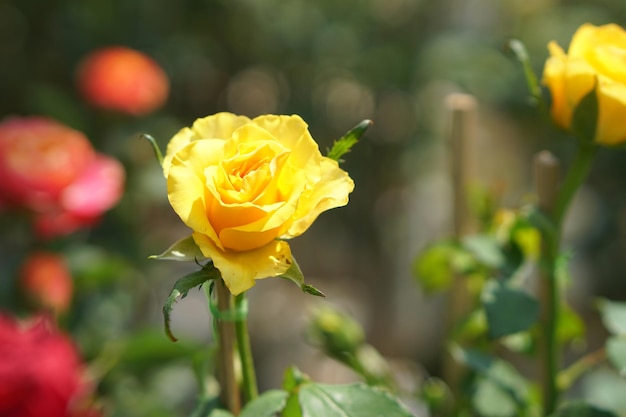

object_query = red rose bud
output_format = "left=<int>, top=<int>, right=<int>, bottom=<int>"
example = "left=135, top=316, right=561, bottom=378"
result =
left=77, top=46, right=169, bottom=115
left=0, top=315, right=98, bottom=417
left=0, top=117, right=125, bottom=238
left=20, top=252, right=73, bottom=314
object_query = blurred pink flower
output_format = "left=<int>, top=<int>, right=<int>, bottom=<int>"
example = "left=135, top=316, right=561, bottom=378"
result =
left=20, top=251, right=73, bottom=314
left=0, top=315, right=99, bottom=417
left=0, top=117, right=125, bottom=238
left=77, top=46, right=169, bottom=116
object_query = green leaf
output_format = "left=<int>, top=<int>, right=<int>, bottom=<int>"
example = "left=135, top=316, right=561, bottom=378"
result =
left=481, top=280, right=539, bottom=339
left=558, top=303, right=586, bottom=345
left=207, top=410, right=236, bottom=417
left=413, top=242, right=457, bottom=293
left=507, top=39, right=546, bottom=111
left=548, top=401, right=619, bottom=417
left=163, top=266, right=221, bottom=341
left=240, top=390, right=289, bottom=417
left=452, top=346, right=529, bottom=406
left=598, top=298, right=626, bottom=336
left=280, top=256, right=325, bottom=297
left=571, top=79, right=599, bottom=144
left=472, top=377, right=517, bottom=417
left=582, top=368, right=626, bottom=412
left=141, top=133, right=164, bottom=166
left=606, top=336, right=626, bottom=375
left=150, top=235, right=207, bottom=262
left=298, top=383, right=413, bottom=417
left=281, top=367, right=411, bottom=417
left=326, top=119, right=372, bottom=162
left=462, top=235, right=505, bottom=269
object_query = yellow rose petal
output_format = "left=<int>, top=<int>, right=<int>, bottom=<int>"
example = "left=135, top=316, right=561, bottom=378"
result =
left=595, top=79, right=626, bottom=146
left=285, top=158, right=354, bottom=238
left=168, top=140, right=226, bottom=250
left=162, top=113, right=250, bottom=177
left=192, top=232, right=293, bottom=295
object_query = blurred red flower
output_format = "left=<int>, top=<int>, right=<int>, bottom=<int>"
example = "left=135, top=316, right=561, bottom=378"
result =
left=20, top=252, right=73, bottom=314
left=77, top=46, right=169, bottom=116
left=0, top=315, right=99, bottom=417
left=0, top=117, right=125, bottom=238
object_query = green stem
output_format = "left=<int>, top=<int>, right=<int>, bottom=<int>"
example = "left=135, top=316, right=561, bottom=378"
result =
left=552, top=144, right=597, bottom=229
left=540, top=144, right=597, bottom=416
left=234, top=292, right=258, bottom=402
left=213, top=280, right=241, bottom=415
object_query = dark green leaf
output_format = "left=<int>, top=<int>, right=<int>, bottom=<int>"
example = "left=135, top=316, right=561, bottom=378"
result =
left=571, top=80, right=599, bottom=144
left=481, top=280, right=539, bottom=339
left=472, top=377, right=517, bottom=417
left=598, top=298, right=626, bottom=336
left=240, top=390, right=289, bottom=417
left=548, top=401, right=619, bottom=417
left=141, top=133, right=164, bottom=166
left=606, top=336, right=626, bottom=374
left=298, top=383, right=413, bottom=417
left=163, top=266, right=220, bottom=341
left=150, top=235, right=207, bottom=262
left=326, top=119, right=372, bottom=162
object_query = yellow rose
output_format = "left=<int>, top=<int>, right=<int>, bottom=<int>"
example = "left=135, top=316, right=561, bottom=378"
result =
left=163, top=113, right=354, bottom=294
left=542, top=23, right=626, bottom=145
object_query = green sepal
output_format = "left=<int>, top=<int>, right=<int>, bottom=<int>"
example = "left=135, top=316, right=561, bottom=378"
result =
left=140, top=133, right=164, bottom=166
left=481, top=280, right=539, bottom=339
left=163, top=264, right=221, bottom=341
left=548, top=401, right=619, bottom=417
left=571, top=79, right=599, bottom=145
left=280, top=256, right=325, bottom=297
left=507, top=39, right=546, bottom=112
left=150, top=235, right=207, bottom=262
left=326, top=119, right=372, bottom=162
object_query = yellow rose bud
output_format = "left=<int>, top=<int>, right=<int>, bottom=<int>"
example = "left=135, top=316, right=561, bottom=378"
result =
left=542, top=23, right=626, bottom=146
left=164, top=113, right=354, bottom=294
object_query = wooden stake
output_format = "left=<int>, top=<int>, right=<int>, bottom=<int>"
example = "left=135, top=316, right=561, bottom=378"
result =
left=444, top=93, right=477, bottom=395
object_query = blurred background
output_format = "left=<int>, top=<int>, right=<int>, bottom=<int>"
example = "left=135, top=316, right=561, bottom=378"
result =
left=2, top=0, right=626, bottom=415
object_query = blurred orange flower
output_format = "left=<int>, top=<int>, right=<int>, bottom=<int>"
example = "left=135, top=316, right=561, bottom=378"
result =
left=0, top=117, right=125, bottom=238
left=20, top=252, right=73, bottom=314
left=77, top=46, right=169, bottom=116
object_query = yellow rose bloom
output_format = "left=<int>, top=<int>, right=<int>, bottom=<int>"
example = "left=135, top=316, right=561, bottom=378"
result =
left=164, top=113, right=354, bottom=294
left=542, top=23, right=626, bottom=145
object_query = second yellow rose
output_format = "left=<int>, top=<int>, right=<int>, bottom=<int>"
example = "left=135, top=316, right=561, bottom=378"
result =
left=542, top=23, right=626, bottom=146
